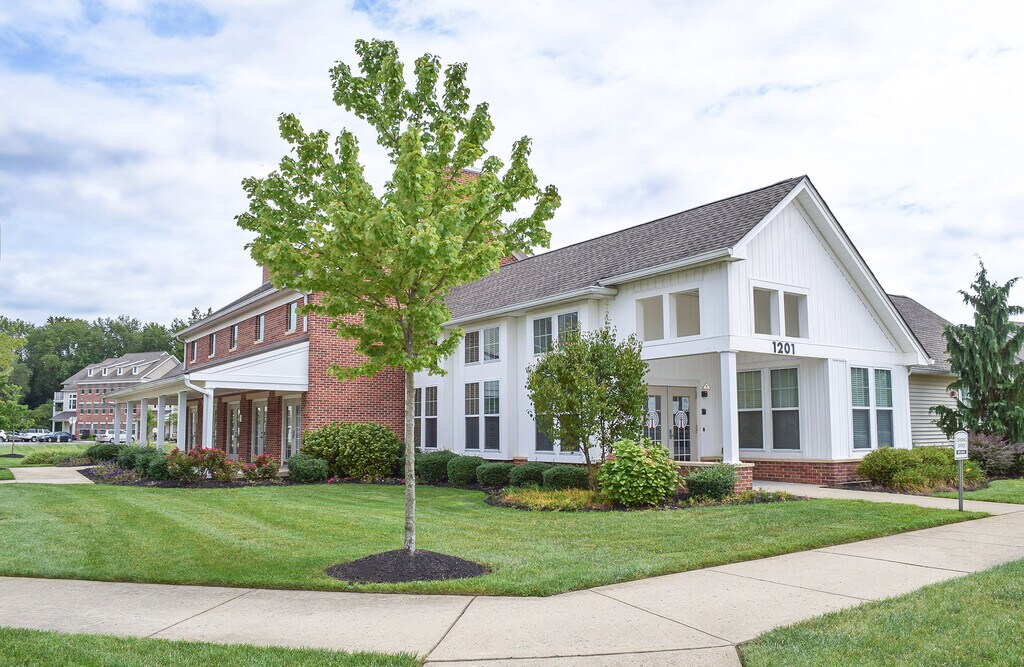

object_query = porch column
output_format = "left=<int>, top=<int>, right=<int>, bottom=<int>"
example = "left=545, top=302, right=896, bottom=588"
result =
left=201, top=391, right=214, bottom=448
left=112, top=401, right=121, bottom=443
left=140, top=398, right=150, bottom=445
left=176, top=391, right=187, bottom=450
left=719, top=351, right=740, bottom=464
left=125, top=401, right=135, bottom=445
left=156, top=395, right=166, bottom=451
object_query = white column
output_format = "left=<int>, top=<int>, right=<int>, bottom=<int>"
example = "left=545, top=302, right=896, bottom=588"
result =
left=719, top=351, right=740, bottom=464
left=202, top=391, right=214, bottom=448
left=125, top=401, right=135, bottom=445
left=156, top=395, right=166, bottom=451
left=176, top=391, right=188, bottom=450
left=112, top=401, right=122, bottom=443
left=140, top=398, right=150, bottom=445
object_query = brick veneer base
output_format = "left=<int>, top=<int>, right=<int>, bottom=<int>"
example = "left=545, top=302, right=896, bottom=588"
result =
left=748, top=459, right=863, bottom=485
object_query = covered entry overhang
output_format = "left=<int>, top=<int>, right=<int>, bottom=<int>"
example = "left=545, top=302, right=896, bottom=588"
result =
left=105, top=342, right=309, bottom=450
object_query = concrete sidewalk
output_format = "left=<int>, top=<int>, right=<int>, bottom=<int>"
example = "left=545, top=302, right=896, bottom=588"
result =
left=1, top=488, right=1023, bottom=665
left=7, top=466, right=93, bottom=484
left=755, top=480, right=1024, bottom=515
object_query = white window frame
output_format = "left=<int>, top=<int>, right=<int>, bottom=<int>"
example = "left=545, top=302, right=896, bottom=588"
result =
left=252, top=399, right=268, bottom=457
left=187, top=405, right=197, bottom=451
left=464, top=331, right=480, bottom=365
left=482, top=379, right=501, bottom=451
left=464, top=326, right=500, bottom=364
left=532, top=310, right=579, bottom=356
left=229, top=324, right=239, bottom=351
left=255, top=314, right=265, bottom=343
left=736, top=365, right=802, bottom=451
left=414, top=386, right=438, bottom=450
left=281, top=397, right=301, bottom=462
left=87, top=368, right=94, bottom=377
left=851, top=366, right=895, bottom=451
left=769, top=367, right=801, bottom=451
left=287, top=302, right=298, bottom=332
left=464, top=382, right=480, bottom=451
left=750, top=280, right=809, bottom=340
left=209, top=333, right=216, bottom=357
left=226, top=402, right=241, bottom=459
left=737, top=370, right=764, bottom=451
left=66, top=393, right=77, bottom=411
left=483, top=326, right=500, bottom=362
left=190, top=341, right=197, bottom=363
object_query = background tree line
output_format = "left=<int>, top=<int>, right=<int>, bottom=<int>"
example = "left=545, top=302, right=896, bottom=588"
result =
left=0, top=308, right=210, bottom=429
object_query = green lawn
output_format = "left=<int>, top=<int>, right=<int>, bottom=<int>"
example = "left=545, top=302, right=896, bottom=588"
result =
left=740, top=557, right=1024, bottom=666
left=0, top=483, right=983, bottom=596
left=0, top=443, right=91, bottom=468
left=0, top=468, right=12, bottom=481
left=0, top=627, right=418, bottom=666
left=935, top=478, right=1024, bottom=504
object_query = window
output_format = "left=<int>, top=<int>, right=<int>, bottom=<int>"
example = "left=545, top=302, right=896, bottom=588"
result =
left=227, top=403, right=240, bottom=458
left=255, top=314, right=265, bottom=342
left=637, top=295, right=664, bottom=341
left=230, top=324, right=238, bottom=349
left=852, top=368, right=894, bottom=449
left=414, top=388, right=422, bottom=447
left=287, top=302, right=298, bottom=331
left=116, top=367, right=123, bottom=376
left=190, top=341, right=197, bottom=363
left=484, top=380, right=500, bottom=450
left=737, top=370, right=764, bottom=449
left=102, top=368, right=108, bottom=376
left=423, top=386, right=438, bottom=449
left=464, top=331, right=480, bottom=364
left=533, top=311, right=579, bottom=355
left=209, top=333, right=216, bottom=357
left=770, top=368, right=800, bottom=449
left=535, top=418, right=554, bottom=452
left=67, top=393, right=77, bottom=411
left=533, top=317, right=553, bottom=355
left=132, top=366, right=139, bottom=374
left=671, top=290, right=701, bottom=337
left=87, top=368, right=94, bottom=377
left=753, top=288, right=778, bottom=335
left=187, top=405, right=197, bottom=451
left=483, top=327, right=500, bottom=361
left=784, top=292, right=807, bottom=338
left=252, top=402, right=267, bottom=456
left=465, top=383, right=480, bottom=450
left=282, top=398, right=301, bottom=461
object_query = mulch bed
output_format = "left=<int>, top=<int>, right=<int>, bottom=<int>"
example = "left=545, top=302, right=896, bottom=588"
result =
left=0, top=453, right=24, bottom=459
left=325, top=549, right=489, bottom=584
left=487, top=489, right=804, bottom=512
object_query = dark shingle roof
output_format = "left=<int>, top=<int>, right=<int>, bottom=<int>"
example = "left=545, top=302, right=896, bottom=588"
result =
left=445, top=176, right=805, bottom=321
left=888, top=295, right=952, bottom=372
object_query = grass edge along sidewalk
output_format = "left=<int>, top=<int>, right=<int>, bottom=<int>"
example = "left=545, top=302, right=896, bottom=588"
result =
left=740, top=556, right=1024, bottom=667
left=935, top=478, right=1024, bottom=505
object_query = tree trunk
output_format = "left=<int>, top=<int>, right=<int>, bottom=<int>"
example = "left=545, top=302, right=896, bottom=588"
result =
left=404, top=367, right=416, bottom=554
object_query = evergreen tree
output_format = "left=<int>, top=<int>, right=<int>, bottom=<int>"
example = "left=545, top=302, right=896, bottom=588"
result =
left=933, top=260, right=1024, bottom=440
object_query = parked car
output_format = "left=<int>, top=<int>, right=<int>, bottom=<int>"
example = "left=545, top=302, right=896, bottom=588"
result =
left=94, top=429, right=127, bottom=444
left=18, top=428, right=50, bottom=442
left=0, top=429, right=7, bottom=442
left=40, top=431, right=74, bottom=443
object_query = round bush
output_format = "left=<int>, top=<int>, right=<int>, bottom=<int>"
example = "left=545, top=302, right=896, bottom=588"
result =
left=542, top=465, right=589, bottom=490
left=447, top=455, right=486, bottom=486
left=685, top=464, right=737, bottom=501
left=857, top=447, right=913, bottom=487
left=85, top=443, right=119, bottom=463
left=416, top=450, right=459, bottom=483
left=116, top=446, right=157, bottom=471
left=146, top=455, right=172, bottom=481
left=132, top=449, right=164, bottom=475
left=338, top=423, right=400, bottom=479
left=509, top=461, right=552, bottom=487
left=476, top=462, right=514, bottom=487
left=301, top=423, right=345, bottom=476
left=287, top=454, right=328, bottom=483
left=597, top=438, right=680, bottom=507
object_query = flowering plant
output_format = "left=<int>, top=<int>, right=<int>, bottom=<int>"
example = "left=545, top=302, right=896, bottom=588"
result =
left=242, top=453, right=280, bottom=482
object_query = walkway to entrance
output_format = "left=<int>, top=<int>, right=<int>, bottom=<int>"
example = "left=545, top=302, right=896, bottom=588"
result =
left=1, top=484, right=1022, bottom=665
left=4, top=466, right=92, bottom=485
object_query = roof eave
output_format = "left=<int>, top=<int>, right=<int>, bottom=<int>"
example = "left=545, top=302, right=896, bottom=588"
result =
left=175, top=287, right=297, bottom=339
left=596, top=248, right=736, bottom=287
left=446, top=286, right=619, bottom=327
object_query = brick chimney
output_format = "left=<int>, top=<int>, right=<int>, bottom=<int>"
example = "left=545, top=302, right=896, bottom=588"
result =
left=262, top=265, right=272, bottom=285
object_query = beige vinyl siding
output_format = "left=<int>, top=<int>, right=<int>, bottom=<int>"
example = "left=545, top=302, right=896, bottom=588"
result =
left=909, top=373, right=957, bottom=445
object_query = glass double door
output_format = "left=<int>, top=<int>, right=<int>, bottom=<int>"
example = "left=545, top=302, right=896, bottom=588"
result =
left=644, top=385, right=697, bottom=462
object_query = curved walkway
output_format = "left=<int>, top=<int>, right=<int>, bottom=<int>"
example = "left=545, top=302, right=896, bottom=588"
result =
left=1, top=484, right=1023, bottom=665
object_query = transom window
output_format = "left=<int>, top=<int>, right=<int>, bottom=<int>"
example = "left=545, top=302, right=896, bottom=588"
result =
left=532, top=311, right=579, bottom=355
left=465, top=326, right=499, bottom=364
left=852, top=367, right=894, bottom=449
left=414, top=387, right=438, bottom=449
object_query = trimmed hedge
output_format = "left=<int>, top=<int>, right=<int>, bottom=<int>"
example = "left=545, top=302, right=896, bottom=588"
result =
left=448, top=455, right=487, bottom=486
left=858, top=446, right=985, bottom=492
left=85, top=443, right=119, bottom=463
left=476, top=462, right=515, bottom=487
left=286, top=454, right=328, bottom=483
left=303, top=422, right=400, bottom=480
left=685, top=464, right=737, bottom=501
left=509, top=462, right=552, bottom=487
left=416, top=450, right=459, bottom=483
left=542, top=465, right=589, bottom=490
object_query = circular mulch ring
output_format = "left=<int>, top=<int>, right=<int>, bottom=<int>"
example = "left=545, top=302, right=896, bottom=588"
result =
left=325, top=550, right=489, bottom=584
left=0, top=453, right=24, bottom=459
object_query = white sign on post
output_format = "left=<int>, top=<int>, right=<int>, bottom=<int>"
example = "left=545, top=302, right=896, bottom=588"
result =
left=953, top=430, right=969, bottom=460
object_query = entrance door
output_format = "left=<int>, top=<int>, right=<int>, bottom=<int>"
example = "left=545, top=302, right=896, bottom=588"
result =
left=252, top=401, right=268, bottom=457
left=282, top=398, right=301, bottom=463
left=645, top=385, right=697, bottom=462
left=226, top=402, right=241, bottom=461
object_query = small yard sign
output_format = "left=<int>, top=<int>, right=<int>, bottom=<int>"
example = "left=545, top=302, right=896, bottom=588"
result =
left=953, top=430, right=969, bottom=460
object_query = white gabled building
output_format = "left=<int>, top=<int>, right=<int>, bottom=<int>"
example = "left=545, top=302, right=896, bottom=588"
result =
left=414, top=176, right=934, bottom=485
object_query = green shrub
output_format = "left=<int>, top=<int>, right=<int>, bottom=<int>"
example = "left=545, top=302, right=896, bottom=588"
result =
left=859, top=446, right=986, bottom=492
left=685, top=464, right=737, bottom=501
left=597, top=438, right=681, bottom=507
left=542, top=465, right=589, bottom=490
left=22, top=447, right=86, bottom=465
left=132, top=449, right=165, bottom=475
left=166, top=448, right=202, bottom=484
left=301, top=423, right=345, bottom=476
left=416, top=450, right=459, bottom=483
left=304, top=422, right=401, bottom=480
left=509, top=461, right=552, bottom=487
left=85, top=443, right=119, bottom=463
left=287, top=454, right=328, bottom=483
left=476, top=462, right=514, bottom=487
left=146, top=455, right=171, bottom=481
left=164, top=447, right=235, bottom=483
left=448, top=455, right=486, bottom=486
left=115, top=446, right=158, bottom=471
left=242, top=453, right=280, bottom=482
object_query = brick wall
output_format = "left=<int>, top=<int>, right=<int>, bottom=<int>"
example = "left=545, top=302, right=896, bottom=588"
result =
left=184, top=296, right=307, bottom=371
left=748, top=459, right=863, bottom=485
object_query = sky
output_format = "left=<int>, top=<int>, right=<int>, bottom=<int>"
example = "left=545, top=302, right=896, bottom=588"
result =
left=1, top=0, right=1022, bottom=328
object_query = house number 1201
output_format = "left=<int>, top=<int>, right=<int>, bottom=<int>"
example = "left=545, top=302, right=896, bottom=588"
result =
left=772, top=341, right=796, bottom=355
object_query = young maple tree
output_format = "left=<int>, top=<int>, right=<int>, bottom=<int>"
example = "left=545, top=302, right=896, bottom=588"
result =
left=933, top=260, right=1024, bottom=441
left=237, top=39, right=559, bottom=553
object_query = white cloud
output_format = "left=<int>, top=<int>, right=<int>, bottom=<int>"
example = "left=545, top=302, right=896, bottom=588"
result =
left=1, top=0, right=1023, bottom=326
